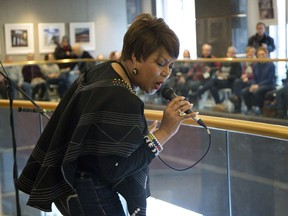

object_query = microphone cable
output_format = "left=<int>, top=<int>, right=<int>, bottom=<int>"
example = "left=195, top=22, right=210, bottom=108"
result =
left=157, top=87, right=212, bottom=171
left=158, top=127, right=211, bottom=171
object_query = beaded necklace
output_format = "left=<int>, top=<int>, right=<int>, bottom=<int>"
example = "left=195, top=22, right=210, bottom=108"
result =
left=112, top=61, right=136, bottom=94
left=114, top=61, right=135, bottom=91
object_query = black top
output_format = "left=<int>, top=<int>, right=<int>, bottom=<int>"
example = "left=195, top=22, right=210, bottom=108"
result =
left=219, top=61, right=242, bottom=81
left=16, top=61, right=155, bottom=211
left=22, top=64, right=45, bottom=83
left=248, top=33, right=276, bottom=53
left=54, top=44, right=74, bottom=69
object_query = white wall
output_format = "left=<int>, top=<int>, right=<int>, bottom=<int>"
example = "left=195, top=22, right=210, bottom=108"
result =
left=142, top=0, right=153, bottom=13
left=0, top=0, right=128, bottom=61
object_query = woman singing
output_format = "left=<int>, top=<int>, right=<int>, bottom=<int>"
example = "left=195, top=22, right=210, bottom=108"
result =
left=16, top=13, right=198, bottom=215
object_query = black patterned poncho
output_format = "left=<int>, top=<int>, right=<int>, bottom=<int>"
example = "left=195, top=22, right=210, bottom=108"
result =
left=16, top=61, right=156, bottom=213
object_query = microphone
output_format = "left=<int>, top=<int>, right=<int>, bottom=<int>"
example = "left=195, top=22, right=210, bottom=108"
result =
left=161, top=87, right=208, bottom=129
left=18, top=107, right=50, bottom=113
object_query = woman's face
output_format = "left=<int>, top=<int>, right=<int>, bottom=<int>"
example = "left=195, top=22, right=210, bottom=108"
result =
left=48, top=53, right=55, bottom=61
left=62, top=39, right=69, bottom=47
left=226, top=48, right=235, bottom=58
left=133, top=48, right=176, bottom=95
left=257, top=50, right=267, bottom=58
left=246, top=49, right=255, bottom=58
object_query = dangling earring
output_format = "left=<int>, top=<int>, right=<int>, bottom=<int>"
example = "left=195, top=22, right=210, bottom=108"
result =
left=132, top=68, right=138, bottom=75
left=132, top=61, right=138, bottom=75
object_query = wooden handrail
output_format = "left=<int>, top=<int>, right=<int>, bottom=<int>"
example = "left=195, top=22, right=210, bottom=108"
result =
left=1, top=99, right=287, bottom=140
left=0, top=99, right=59, bottom=110
left=1, top=58, right=103, bottom=66
left=1, top=57, right=288, bottom=67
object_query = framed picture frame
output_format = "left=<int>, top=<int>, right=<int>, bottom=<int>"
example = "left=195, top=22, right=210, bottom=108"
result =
left=4, top=23, right=34, bottom=54
left=38, top=23, right=65, bottom=53
left=207, top=17, right=227, bottom=41
left=258, top=0, right=278, bottom=25
left=69, top=22, right=95, bottom=51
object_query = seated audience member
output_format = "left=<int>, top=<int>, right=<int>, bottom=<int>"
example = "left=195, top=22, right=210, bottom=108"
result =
left=242, top=47, right=276, bottom=115
left=71, top=43, right=94, bottom=74
left=265, top=77, right=288, bottom=119
left=175, top=49, right=193, bottom=73
left=162, top=71, right=187, bottom=98
left=54, top=35, right=75, bottom=70
left=109, top=51, right=121, bottom=61
left=164, top=49, right=193, bottom=98
left=95, top=54, right=106, bottom=65
left=96, top=54, right=105, bottom=60
left=41, top=53, right=68, bottom=99
left=21, top=53, right=49, bottom=101
left=230, top=46, right=256, bottom=113
left=186, top=44, right=220, bottom=102
left=192, top=46, right=241, bottom=110
left=183, top=49, right=191, bottom=59
left=0, top=55, right=23, bottom=99
left=275, top=78, right=288, bottom=118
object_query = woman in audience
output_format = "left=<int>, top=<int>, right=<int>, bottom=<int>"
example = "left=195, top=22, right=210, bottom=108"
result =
left=54, top=35, right=75, bottom=70
left=242, top=47, right=276, bottom=115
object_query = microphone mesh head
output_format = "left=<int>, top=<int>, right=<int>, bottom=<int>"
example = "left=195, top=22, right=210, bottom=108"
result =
left=161, top=87, right=175, bottom=100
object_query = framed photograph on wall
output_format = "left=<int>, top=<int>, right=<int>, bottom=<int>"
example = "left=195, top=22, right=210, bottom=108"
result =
left=4, top=23, right=34, bottom=54
left=38, top=23, right=65, bottom=53
left=258, top=0, right=278, bottom=25
left=69, top=22, right=95, bottom=51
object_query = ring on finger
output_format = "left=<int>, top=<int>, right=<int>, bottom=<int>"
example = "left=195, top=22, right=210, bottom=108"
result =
left=178, top=110, right=186, bottom=117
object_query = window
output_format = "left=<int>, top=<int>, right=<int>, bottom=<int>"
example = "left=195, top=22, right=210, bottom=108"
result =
left=156, top=0, right=197, bottom=59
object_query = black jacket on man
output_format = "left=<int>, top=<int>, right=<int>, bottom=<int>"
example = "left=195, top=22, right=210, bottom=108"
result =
left=248, top=33, right=276, bottom=53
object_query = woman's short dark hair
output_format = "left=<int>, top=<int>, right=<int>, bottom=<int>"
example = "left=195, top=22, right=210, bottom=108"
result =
left=121, top=13, right=180, bottom=61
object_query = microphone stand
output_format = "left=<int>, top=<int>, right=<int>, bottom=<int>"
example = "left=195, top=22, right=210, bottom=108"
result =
left=0, top=62, right=51, bottom=216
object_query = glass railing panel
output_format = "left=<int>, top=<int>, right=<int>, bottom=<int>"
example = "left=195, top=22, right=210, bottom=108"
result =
left=0, top=108, right=45, bottom=215
left=229, top=132, right=288, bottom=216
left=149, top=124, right=230, bottom=216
